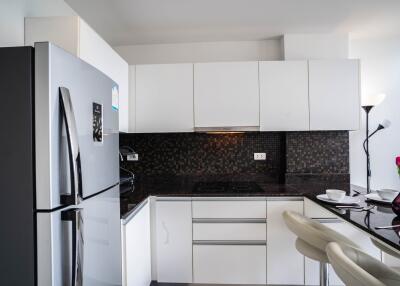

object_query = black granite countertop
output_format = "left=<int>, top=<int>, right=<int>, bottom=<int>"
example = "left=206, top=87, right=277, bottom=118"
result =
left=120, top=175, right=348, bottom=217
left=305, top=187, right=400, bottom=252
left=120, top=176, right=400, bottom=252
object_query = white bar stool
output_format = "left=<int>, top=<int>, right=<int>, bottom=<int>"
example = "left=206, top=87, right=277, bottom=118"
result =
left=371, top=238, right=400, bottom=271
left=283, top=211, right=359, bottom=286
left=326, top=242, right=400, bottom=286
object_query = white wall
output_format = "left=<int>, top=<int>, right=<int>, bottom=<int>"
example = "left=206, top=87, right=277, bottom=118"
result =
left=0, top=0, right=76, bottom=47
left=115, top=40, right=283, bottom=64
left=349, top=36, right=400, bottom=190
left=27, top=0, right=76, bottom=17
left=0, top=0, right=28, bottom=46
left=284, top=34, right=349, bottom=59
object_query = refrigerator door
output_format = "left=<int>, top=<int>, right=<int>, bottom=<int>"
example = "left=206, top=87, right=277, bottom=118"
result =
left=35, top=42, right=119, bottom=210
left=37, top=186, right=121, bottom=286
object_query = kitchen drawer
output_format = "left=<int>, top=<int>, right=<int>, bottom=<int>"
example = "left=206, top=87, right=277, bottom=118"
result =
left=304, top=197, right=337, bottom=219
left=192, top=200, right=266, bottom=218
left=193, top=244, right=266, bottom=284
left=193, top=221, right=266, bottom=241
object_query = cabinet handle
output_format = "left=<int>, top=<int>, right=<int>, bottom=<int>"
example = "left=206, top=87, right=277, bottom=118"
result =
left=192, top=218, right=266, bottom=223
left=193, top=240, right=266, bottom=246
left=161, top=221, right=169, bottom=244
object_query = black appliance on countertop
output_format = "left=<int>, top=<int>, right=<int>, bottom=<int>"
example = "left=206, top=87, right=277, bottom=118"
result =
left=119, top=146, right=136, bottom=196
left=120, top=167, right=135, bottom=195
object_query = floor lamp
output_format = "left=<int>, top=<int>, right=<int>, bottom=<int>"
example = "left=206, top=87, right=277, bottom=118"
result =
left=362, top=93, right=387, bottom=193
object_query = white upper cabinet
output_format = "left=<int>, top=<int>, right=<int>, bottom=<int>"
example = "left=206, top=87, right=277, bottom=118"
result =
left=135, top=64, right=194, bottom=133
left=308, top=59, right=360, bottom=130
left=259, top=61, right=309, bottom=131
left=194, top=62, right=259, bottom=128
left=25, top=16, right=130, bottom=132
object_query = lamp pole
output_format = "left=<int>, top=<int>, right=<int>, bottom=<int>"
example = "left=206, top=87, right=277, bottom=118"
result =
left=362, top=105, right=373, bottom=194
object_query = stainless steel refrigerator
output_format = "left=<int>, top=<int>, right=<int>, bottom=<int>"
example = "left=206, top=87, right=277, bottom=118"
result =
left=0, top=42, right=122, bottom=286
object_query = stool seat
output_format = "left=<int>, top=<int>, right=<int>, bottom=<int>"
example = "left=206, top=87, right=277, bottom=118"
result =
left=296, top=238, right=330, bottom=263
left=283, top=211, right=360, bottom=286
left=326, top=242, right=400, bottom=286
left=283, top=211, right=358, bottom=251
left=371, top=238, right=400, bottom=259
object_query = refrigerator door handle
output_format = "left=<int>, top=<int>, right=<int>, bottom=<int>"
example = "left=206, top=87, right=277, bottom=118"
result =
left=59, top=87, right=82, bottom=205
left=62, top=208, right=84, bottom=286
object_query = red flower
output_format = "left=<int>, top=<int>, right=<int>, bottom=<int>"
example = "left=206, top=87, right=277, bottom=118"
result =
left=397, top=156, right=400, bottom=167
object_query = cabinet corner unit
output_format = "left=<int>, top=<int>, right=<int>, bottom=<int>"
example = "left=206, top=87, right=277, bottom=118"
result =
left=121, top=200, right=152, bottom=286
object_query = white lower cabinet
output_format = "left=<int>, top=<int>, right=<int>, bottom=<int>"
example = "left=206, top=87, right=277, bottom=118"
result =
left=193, top=222, right=266, bottom=241
left=193, top=244, right=267, bottom=284
left=155, top=200, right=193, bottom=283
left=122, top=201, right=152, bottom=286
left=267, top=199, right=305, bottom=285
left=192, top=200, right=266, bottom=218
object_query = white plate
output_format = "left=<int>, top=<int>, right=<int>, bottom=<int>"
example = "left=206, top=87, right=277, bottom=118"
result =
left=364, top=193, right=393, bottom=205
left=316, top=194, right=360, bottom=205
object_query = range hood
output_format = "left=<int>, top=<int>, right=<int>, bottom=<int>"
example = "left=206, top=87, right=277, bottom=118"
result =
left=194, top=126, right=260, bottom=133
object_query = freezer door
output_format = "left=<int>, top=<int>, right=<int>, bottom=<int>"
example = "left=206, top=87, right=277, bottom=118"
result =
left=37, top=186, right=121, bottom=286
left=35, top=42, right=119, bottom=210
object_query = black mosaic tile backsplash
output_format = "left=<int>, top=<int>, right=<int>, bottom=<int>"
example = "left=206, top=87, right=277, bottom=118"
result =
left=120, top=132, right=285, bottom=180
left=120, top=131, right=349, bottom=183
left=286, top=131, right=349, bottom=174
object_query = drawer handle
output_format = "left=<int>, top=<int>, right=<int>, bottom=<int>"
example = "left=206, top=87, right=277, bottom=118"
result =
left=193, top=240, right=266, bottom=246
left=161, top=221, right=169, bottom=244
left=193, top=218, right=267, bottom=223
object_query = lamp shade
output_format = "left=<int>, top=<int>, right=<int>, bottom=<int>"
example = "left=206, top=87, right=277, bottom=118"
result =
left=362, top=93, right=386, bottom=107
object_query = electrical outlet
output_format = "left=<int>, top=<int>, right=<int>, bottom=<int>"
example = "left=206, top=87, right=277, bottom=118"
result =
left=254, top=153, right=266, bottom=160
left=127, top=153, right=139, bottom=161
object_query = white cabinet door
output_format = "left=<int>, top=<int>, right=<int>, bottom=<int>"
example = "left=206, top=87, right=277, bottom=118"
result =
left=193, top=222, right=267, bottom=241
left=194, top=62, right=259, bottom=128
left=259, top=61, right=309, bottom=131
left=156, top=201, right=192, bottom=283
left=309, top=60, right=360, bottom=130
left=193, top=244, right=266, bottom=284
left=136, top=64, right=194, bottom=132
left=267, top=200, right=305, bottom=285
left=122, top=202, right=152, bottom=286
left=304, top=221, right=381, bottom=286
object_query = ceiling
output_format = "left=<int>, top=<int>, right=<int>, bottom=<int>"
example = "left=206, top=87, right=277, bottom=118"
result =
left=66, top=0, right=400, bottom=46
